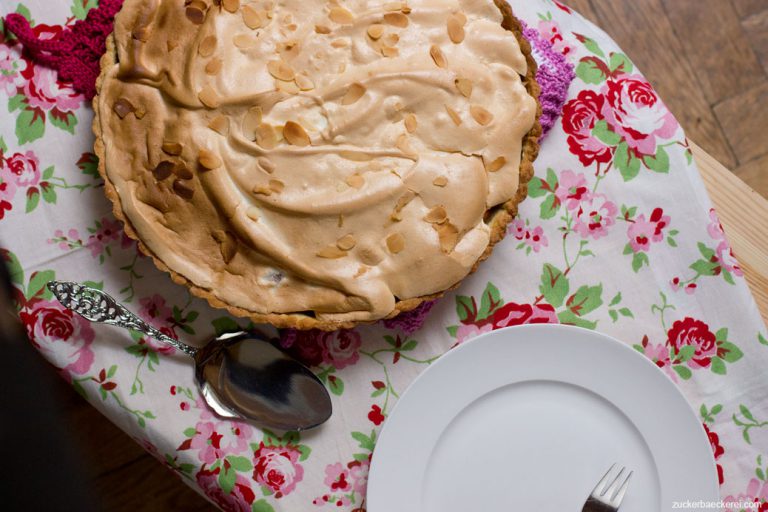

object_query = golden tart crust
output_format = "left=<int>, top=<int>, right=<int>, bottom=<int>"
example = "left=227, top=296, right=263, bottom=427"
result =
left=93, top=0, right=541, bottom=330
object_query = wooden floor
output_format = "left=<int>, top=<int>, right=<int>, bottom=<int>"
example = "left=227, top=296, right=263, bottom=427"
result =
left=49, top=1, right=768, bottom=511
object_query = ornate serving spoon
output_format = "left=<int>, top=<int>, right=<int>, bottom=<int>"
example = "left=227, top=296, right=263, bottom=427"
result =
left=47, top=281, right=332, bottom=431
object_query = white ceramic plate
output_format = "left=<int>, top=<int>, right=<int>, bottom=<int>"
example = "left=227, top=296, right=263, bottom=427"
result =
left=367, top=324, right=719, bottom=512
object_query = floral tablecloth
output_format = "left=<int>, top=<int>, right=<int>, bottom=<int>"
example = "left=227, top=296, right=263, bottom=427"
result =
left=2, top=1, right=767, bottom=511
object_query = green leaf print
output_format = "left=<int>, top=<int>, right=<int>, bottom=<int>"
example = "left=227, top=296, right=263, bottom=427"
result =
left=565, top=284, right=603, bottom=317
left=539, top=263, right=569, bottom=308
left=540, top=194, right=560, bottom=220
left=218, top=464, right=236, bottom=494
left=527, top=177, right=548, bottom=198
left=42, top=166, right=54, bottom=180
left=48, top=108, right=78, bottom=135
left=15, top=108, right=46, bottom=145
left=252, top=500, right=275, bottom=512
left=71, top=0, right=99, bottom=20
left=719, top=342, right=743, bottom=364
left=0, top=136, right=7, bottom=153
left=631, top=251, right=649, bottom=272
left=759, top=333, right=768, bottom=346
left=576, top=56, right=609, bottom=84
left=673, top=366, right=692, bottom=380
left=579, top=35, right=605, bottom=58
left=225, top=455, right=253, bottom=472
left=1, top=248, right=24, bottom=287
left=41, top=182, right=57, bottom=204
left=8, top=94, right=26, bottom=113
left=608, top=53, right=633, bottom=75
left=25, top=187, right=40, bottom=213
left=557, top=310, right=596, bottom=330
left=15, top=4, right=33, bottom=24
left=455, top=295, right=475, bottom=323
left=643, top=146, right=670, bottom=173
left=477, top=282, right=502, bottom=320
left=212, top=316, right=240, bottom=337
left=27, top=269, right=55, bottom=300
left=710, top=357, right=726, bottom=375
left=615, top=141, right=641, bottom=181
left=351, top=431, right=376, bottom=451
left=327, top=374, right=344, bottom=396
left=689, top=259, right=719, bottom=276
left=592, top=120, right=621, bottom=146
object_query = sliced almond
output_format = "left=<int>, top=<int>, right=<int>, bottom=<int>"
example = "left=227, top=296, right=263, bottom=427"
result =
left=381, top=45, right=399, bottom=58
left=447, top=15, right=465, bottom=43
left=242, top=106, right=263, bottom=140
left=198, top=85, right=220, bottom=108
left=185, top=6, right=206, bottom=24
left=134, top=106, right=147, bottom=120
left=404, top=113, right=417, bottom=133
left=173, top=179, right=195, bottom=199
left=485, top=156, right=507, bottom=172
left=213, top=230, right=237, bottom=263
left=329, top=6, right=355, bottom=24
left=432, top=175, right=448, bottom=187
left=294, top=74, right=315, bottom=91
left=132, top=26, right=151, bottom=42
left=252, top=184, right=272, bottom=196
left=269, top=179, right=284, bottom=193
left=233, top=34, right=255, bottom=48
left=173, top=162, right=193, bottom=180
left=345, top=173, right=365, bottom=189
left=342, top=83, right=366, bottom=105
left=339, top=151, right=373, bottom=162
left=222, top=0, right=240, bottom=13
left=198, top=148, right=223, bottom=170
left=153, top=161, right=175, bottom=180
left=267, top=59, right=295, bottom=81
left=336, top=234, right=357, bottom=250
left=208, top=115, right=229, bottom=136
left=444, top=105, right=462, bottom=126
left=424, top=205, right=448, bottom=224
left=113, top=98, right=135, bottom=119
left=317, top=245, right=348, bottom=259
left=255, top=123, right=278, bottom=149
left=395, top=133, right=417, bottom=157
left=454, top=77, right=473, bottom=98
left=430, top=45, right=447, bottom=68
left=242, top=5, right=266, bottom=29
left=198, top=35, right=217, bottom=57
left=390, top=189, right=416, bottom=221
left=470, top=105, right=493, bottom=126
left=245, top=206, right=260, bottom=221
left=276, top=79, right=300, bottom=95
left=383, top=12, right=409, bottom=27
left=386, top=233, right=405, bottom=254
left=331, top=38, right=350, bottom=48
left=383, top=33, right=399, bottom=46
left=434, top=222, right=459, bottom=253
left=315, top=24, right=332, bottom=34
left=353, top=265, right=369, bottom=278
left=205, top=58, right=223, bottom=75
left=167, top=39, right=179, bottom=52
left=338, top=214, right=344, bottom=227
left=367, top=23, right=385, bottom=39
left=257, top=157, right=275, bottom=174
left=283, top=121, right=310, bottom=147
left=453, top=11, right=467, bottom=25
left=161, top=141, right=183, bottom=156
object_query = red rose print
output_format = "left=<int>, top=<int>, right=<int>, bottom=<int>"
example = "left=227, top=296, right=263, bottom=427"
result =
left=666, top=318, right=717, bottom=369
left=252, top=442, right=304, bottom=498
left=320, top=330, right=362, bottom=370
left=562, top=90, right=613, bottom=166
left=4, top=151, right=40, bottom=188
left=196, top=468, right=255, bottom=512
left=703, top=423, right=725, bottom=485
left=368, top=404, right=385, bottom=426
left=284, top=330, right=325, bottom=367
left=491, top=302, right=558, bottom=329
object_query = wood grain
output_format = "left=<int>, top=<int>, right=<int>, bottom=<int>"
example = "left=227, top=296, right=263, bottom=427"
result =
left=742, top=8, right=768, bottom=75
left=662, top=0, right=764, bottom=105
left=730, top=0, right=768, bottom=18
left=583, top=0, right=738, bottom=168
left=693, top=142, right=768, bottom=324
left=713, top=82, right=768, bottom=164
left=735, top=153, right=768, bottom=199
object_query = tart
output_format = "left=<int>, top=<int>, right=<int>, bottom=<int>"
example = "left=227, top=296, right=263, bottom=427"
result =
left=93, top=0, right=541, bottom=330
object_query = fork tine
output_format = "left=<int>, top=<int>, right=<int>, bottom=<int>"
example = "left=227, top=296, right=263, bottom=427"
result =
left=611, top=470, right=633, bottom=505
left=602, top=466, right=626, bottom=497
left=592, top=464, right=616, bottom=495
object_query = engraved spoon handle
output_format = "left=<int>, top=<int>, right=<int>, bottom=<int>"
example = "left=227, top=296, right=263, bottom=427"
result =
left=47, top=281, right=198, bottom=357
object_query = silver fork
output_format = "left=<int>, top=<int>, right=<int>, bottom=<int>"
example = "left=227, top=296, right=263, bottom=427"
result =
left=582, top=464, right=633, bottom=511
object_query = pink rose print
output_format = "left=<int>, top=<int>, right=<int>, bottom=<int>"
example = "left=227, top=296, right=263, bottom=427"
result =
left=196, top=468, right=255, bottom=512
left=85, top=217, right=123, bottom=258
left=538, top=19, right=573, bottom=56
left=455, top=322, right=493, bottom=346
left=3, top=150, right=40, bottom=187
left=554, top=170, right=590, bottom=211
left=716, top=241, right=743, bottom=277
left=348, top=457, right=370, bottom=495
left=509, top=218, right=526, bottom=239
left=707, top=208, right=725, bottom=241
left=723, top=479, right=768, bottom=510
left=188, top=420, right=253, bottom=464
left=324, top=463, right=352, bottom=493
left=0, top=178, right=16, bottom=220
left=562, top=90, right=613, bottom=166
left=627, top=208, right=670, bottom=252
left=320, top=330, right=361, bottom=370
left=601, top=74, right=677, bottom=157
left=139, top=294, right=172, bottom=329
left=19, top=299, right=95, bottom=376
left=641, top=341, right=677, bottom=382
left=491, top=302, right=558, bottom=329
left=0, top=42, right=27, bottom=96
left=666, top=317, right=717, bottom=369
left=508, top=219, right=549, bottom=254
left=573, top=193, right=617, bottom=240
left=252, top=442, right=304, bottom=498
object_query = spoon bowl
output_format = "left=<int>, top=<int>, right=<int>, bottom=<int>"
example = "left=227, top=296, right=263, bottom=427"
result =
left=47, top=281, right=332, bottom=431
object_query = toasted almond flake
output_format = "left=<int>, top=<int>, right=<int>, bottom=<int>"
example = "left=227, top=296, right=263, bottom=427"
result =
left=395, top=133, right=417, bottom=157
left=394, top=101, right=405, bottom=111
left=213, top=230, right=238, bottom=263
left=384, top=2, right=402, bottom=11
left=331, top=38, right=349, bottom=48
left=241, top=106, right=263, bottom=140
left=173, top=179, right=195, bottom=199
left=336, top=234, right=356, bottom=250
left=390, top=189, right=416, bottom=221
left=404, top=113, right=417, bottom=133
left=198, top=148, right=222, bottom=170
left=339, top=151, right=372, bottom=162
left=287, top=23, right=298, bottom=31
left=453, top=11, right=467, bottom=25
left=432, top=175, right=448, bottom=187
left=173, top=162, right=193, bottom=180
left=153, top=161, right=175, bottom=180
left=338, top=214, right=344, bottom=227
left=198, top=35, right=217, bottom=57
left=242, top=5, right=266, bottom=29
left=252, top=184, right=272, bottom=196
left=345, top=173, right=365, bottom=189
left=208, top=115, right=229, bottom=135
left=317, top=245, right=348, bottom=259
left=294, top=74, right=315, bottom=91
left=329, top=6, right=354, bottom=24
left=386, top=233, right=405, bottom=254
left=434, top=222, right=459, bottom=253
left=337, top=62, right=347, bottom=74
left=269, top=179, right=284, bottom=193
left=367, top=24, right=385, bottom=39
left=483, top=157, right=505, bottom=173
left=134, top=106, right=147, bottom=119
left=267, top=59, right=295, bottom=81
left=205, top=58, right=223, bottom=75
left=283, top=121, right=310, bottom=146
left=253, top=158, right=273, bottom=175
left=454, top=77, right=473, bottom=98
left=353, top=265, right=369, bottom=278
left=276, top=79, right=300, bottom=95
left=383, top=12, right=408, bottom=27
left=444, top=105, right=461, bottom=125
left=233, top=34, right=255, bottom=48
left=383, top=33, right=399, bottom=46
left=222, top=0, right=240, bottom=13
left=113, top=98, right=135, bottom=119
left=430, top=45, right=447, bottom=68
left=245, top=206, right=260, bottom=221
left=132, top=26, right=151, bottom=42
left=198, top=85, right=220, bottom=108
left=470, top=105, right=493, bottom=126
left=424, top=205, right=448, bottom=224
left=315, top=24, right=332, bottom=34
left=255, top=123, right=278, bottom=149
left=381, top=45, right=399, bottom=57
left=167, top=39, right=179, bottom=51
left=342, top=83, right=366, bottom=105
left=162, top=141, right=183, bottom=156
left=402, top=5, right=412, bottom=14
left=185, top=6, right=206, bottom=24
left=447, top=15, right=465, bottom=43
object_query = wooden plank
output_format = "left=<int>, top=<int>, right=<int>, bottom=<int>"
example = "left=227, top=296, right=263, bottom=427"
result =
left=730, top=0, right=768, bottom=18
left=662, top=0, right=764, bottom=105
left=741, top=8, right=768, bottom=75
left=588, top=0, right=738, bottom=168
left=735, top=153, right=768, bottom=199
left=713, top=82, right=768, bottom=165
left=693, top=142, right=768, bottom=324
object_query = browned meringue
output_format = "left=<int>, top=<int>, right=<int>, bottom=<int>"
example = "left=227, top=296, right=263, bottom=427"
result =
left=96, top=0, right=537, bottom=324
